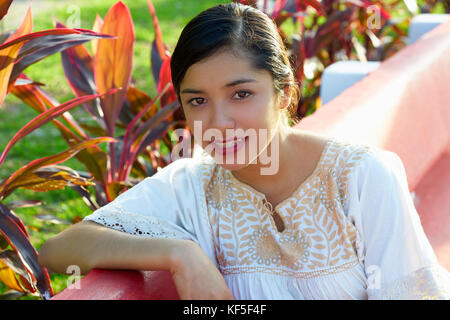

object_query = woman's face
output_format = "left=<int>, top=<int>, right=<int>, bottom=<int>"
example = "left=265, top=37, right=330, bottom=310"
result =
left=179, top=49, right=284, bottom=171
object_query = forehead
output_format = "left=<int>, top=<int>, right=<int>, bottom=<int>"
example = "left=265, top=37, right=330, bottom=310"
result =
left=179, top=50, right=272, bottom=91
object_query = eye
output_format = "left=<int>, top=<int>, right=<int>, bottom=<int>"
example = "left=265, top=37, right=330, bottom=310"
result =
left=187, top=97, right=206, bottom=107
left=233, top=90, right=252, bottom=100
left=186, top=90, right=252, bottom=107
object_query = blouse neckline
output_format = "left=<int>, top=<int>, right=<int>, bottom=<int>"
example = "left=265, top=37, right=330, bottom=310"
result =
left=225, top=136, right=335, bottom=213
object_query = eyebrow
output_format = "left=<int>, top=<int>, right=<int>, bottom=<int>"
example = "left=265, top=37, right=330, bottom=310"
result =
left=180, top=78, right=257, bottom=94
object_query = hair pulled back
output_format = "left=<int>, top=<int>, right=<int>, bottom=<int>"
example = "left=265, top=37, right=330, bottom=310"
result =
left=170, top=2, right=301, bottom=126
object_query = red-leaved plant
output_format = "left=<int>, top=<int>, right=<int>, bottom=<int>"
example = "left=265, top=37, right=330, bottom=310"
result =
left=0, top=2, right=119, bottom=299
left=0, top=1, right=187, bottom=298
left=9, top=1, right=186, bottom=210
left=236, top=0, right=410, bottom=118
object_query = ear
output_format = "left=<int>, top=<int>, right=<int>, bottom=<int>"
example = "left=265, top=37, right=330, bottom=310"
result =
left=278, top=86, right=292, bottom=110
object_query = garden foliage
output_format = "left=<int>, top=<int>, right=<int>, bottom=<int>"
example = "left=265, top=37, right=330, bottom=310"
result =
left=0, top=0, right=182, bottom=299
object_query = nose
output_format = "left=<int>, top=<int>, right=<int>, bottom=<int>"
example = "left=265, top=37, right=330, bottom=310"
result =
left=209, top=102, right=235, bottom=135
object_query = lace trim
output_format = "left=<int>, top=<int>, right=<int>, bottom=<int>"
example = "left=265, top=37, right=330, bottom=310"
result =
left=368, top=264, right=450, bottom=300
left=83, top=204, right=191, bottom=240
left=221, top=259, right=361, bottom=279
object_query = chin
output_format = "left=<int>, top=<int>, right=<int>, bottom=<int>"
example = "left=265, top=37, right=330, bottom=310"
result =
left=209, top=151, right=250, bottom=171
left=216, top=162, right=249, bottom=171
left=201, top=136, right=254, bottom=170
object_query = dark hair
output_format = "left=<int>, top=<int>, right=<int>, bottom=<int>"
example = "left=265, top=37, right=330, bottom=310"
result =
left=170, top=2, right=301, bottom=126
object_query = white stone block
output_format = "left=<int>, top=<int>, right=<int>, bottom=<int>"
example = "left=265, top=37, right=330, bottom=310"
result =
left=408, top=14, right=449, bottom=44
left=320, top=61, right=380, bottom=105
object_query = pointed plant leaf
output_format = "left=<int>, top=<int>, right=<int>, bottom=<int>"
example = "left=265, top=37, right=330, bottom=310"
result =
left=34, top=166, right=95, bottom=185
left=148, top=0, right=168, bottom=87
left=15, top=74, right=92, bottom=140
left=0, top=30, right=14, bottom=44
left=273, top=0, right=288, bottom=17
left=56, top=21, right=103, bottom=121
left=12, top=73, right=61, bottom=111
left=51, top=120, right=109, bottom=186
left=124, top=101, right=179, bottom=177
left=117, top=83, right=170, bottom=178
left=70, top=185, right=99, bottom=212
left=6, top=166, right=95, bottom=194
left=296, top=0, right=324, bottom=15
left=95, top=1, right=135, bottom=136
left=11, top=76, right=49, bottom=113
left=147, top=0, right=165, bottom=60
left=0, top=203, right=53, bottom=299
left=0, top=236, right=9, bottom=249
left=0, top=6, right=32, bottom=107
left=78, top=122, right=108, bottom=137
left=34, top=214, right=71, bottom=225
left=5, top=200, right=42, bottom=210
left=118, top=99, right=136, bottom=127
left=0, top=27, right=111, bottom=99
left=4, top=5, right=33, bottom=42
left=14, top=78, right=45, bottom=86
left=0, top=88, right=118, bottom=167
left=105, top=181, right=132, bottom=202
left=0, top=289, right=27, bottom=300
left=134, top=120, right=174, bottom=162
left=134, top=99, right=180, bottom=141
left=91, top=14, right=104, bottom=57
left=0, top=0, right=13, bottom=21
left=10, top=30, right=115, bottom=85
left=0, top=137, right=116, bottom=199
left=0, top=203, right=29, bottom=238
left=59, top=41, right=95, bottom=93
left=150, top=40, right=164, bottom=88
left=12, top=78, right=91, bottom=140
left=0, top=260, right=26, bottom=293
left=0, top=28, right=112, bottom=52
left=157, top=57, right=177, bottom=107
left=130, top=157, right=148, bottom=178
left=126, top=86, right=156, bottom=121
left=0, top=250, right=32, bottom=282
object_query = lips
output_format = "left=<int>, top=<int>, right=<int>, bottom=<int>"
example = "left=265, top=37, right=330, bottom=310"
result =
left=213, top=137, right=246, bottom=148
left=211, top=136, right=248, bottom=156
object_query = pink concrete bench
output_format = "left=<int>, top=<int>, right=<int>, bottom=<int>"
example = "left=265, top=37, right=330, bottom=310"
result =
left=51, top=19, right=450, bottom=300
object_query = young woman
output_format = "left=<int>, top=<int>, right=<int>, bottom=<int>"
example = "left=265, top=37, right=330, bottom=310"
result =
left=39, top=3, right=449, bottom=300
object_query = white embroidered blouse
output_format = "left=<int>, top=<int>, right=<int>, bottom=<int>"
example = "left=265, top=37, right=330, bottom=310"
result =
left=83, top=136, right=450, bottom=300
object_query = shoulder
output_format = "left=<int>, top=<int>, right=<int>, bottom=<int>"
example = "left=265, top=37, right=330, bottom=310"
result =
left=142, top=156, right=204, bottom=188
left=293, top=131, right=378, bottom=176
left=151, top=142, right=219, bottom=177
left=150, top=149, right=220, bottom=195
left=318, top=137, right=406, bottom=206
left=323, top=136, right=402, bottom=179
left=330, top=140, right=411, bottom=212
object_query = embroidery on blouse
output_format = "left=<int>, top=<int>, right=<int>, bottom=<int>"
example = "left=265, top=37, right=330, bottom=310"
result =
left=205, top=167, right=237, bottom=211
left=199, top=136, right=374, bottom=278
left=247, top=225, right=311, bottom=269
left=368, top=264, right=450, bottom=300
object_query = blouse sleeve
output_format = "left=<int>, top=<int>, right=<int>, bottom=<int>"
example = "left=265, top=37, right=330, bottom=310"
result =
left=83, top=158, right=202, bottom=242
left=346, top=148, right=450, bottom=300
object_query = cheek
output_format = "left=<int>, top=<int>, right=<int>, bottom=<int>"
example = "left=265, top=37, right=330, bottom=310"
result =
left=184, top=111, right=208, bottom=144
left=248, top=95, right=278, bottom=126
